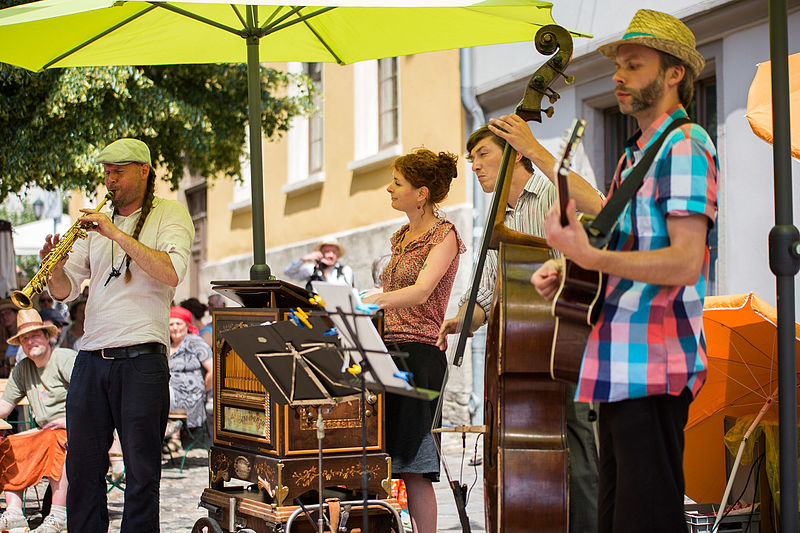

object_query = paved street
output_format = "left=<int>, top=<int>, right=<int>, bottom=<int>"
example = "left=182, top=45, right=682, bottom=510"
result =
left=20, top=433, right=485, bottom=532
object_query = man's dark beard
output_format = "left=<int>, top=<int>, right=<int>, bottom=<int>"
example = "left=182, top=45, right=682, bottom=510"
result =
left=620, top=68, right=666, bottom=114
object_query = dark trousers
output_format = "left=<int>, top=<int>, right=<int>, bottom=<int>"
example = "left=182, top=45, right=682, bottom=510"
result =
left=66, top=349, right=170, bottom=533
left=597, top=388, right=692, bottom=533
left=565, top=383, right=599, bottom=533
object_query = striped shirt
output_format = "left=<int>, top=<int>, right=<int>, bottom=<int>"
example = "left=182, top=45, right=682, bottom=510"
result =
left=576, top=106, right=719, bottom=403
left=458, top=173, right=557, bottom=319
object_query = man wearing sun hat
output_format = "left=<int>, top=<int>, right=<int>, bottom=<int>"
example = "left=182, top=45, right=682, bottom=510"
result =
left=489, top=9, right=719, bottom=532
left=284, top=236, right=357, bottom=291
left=39, top=138, right=194, bottom=533
left=0, top=308, right=77, bottom=533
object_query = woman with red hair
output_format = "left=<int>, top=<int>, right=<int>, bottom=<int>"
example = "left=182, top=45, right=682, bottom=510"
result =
left=165, top=306, right=213, bottom=452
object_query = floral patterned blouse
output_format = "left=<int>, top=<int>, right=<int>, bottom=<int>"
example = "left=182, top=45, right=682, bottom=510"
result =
left=381, top=218, right=466, bottom=346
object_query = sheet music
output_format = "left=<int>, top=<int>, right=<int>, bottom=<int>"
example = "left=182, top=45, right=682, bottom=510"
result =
left=311, top=281, right=414, bottom=392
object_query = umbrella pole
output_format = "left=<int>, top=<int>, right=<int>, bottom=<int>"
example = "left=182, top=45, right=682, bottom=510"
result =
left=767, top=0, right=800, bottom=531
left=246, top=7, right=271, bottom=281
left=712, top=395, right=775, bottom=531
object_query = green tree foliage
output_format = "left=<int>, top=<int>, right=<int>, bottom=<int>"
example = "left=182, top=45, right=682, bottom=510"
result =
left=0, top=0, right=315, bottom=201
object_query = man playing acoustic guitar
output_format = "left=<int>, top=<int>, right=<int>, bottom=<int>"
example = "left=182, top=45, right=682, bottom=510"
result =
left=489, top=9, right=719, bottom=533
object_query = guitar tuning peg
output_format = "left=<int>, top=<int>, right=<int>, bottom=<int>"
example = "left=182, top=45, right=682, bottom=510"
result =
left=544, top=106, right=554, bottom=118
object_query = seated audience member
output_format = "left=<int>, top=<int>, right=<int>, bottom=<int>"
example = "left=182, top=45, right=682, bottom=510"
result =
left=201, top=294, right=226, bottom=346
left=179, top=297, right=210, bottom=346
left=39, top=308, right=68, bottom=348
left=284, top=238, right=357, bottom=291
left=165, top=306, right=213, bottom=452
left=0, top=298, right=19, bottom=370
left=0, top=309, right=76, bottom=533
left=36, top=291, right=54, bottom=310
left=58, top=297, right=86, bottom=351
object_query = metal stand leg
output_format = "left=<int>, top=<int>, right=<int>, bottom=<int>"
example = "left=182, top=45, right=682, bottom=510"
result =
left=285, top=499, right=403, bottom=533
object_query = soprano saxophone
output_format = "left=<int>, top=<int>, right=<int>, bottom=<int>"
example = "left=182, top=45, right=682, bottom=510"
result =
left=11, top=192, right=114, bottom=309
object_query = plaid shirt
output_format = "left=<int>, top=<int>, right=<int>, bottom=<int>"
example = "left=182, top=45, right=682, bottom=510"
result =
left=576, top=106, right=719, bottom=403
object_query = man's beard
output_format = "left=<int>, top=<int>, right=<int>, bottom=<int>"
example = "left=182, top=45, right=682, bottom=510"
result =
left=619, top=68, right=665, bottom=114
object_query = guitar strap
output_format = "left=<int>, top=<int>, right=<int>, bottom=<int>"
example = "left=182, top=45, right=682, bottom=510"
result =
left=585, top=117, right=692, bottom=248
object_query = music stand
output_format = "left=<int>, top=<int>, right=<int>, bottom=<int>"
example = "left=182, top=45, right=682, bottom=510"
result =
left=223, top=314, right=362, bottom=405
left=311, top=282, right=442, bottom=533
left=223, top=314, right=365, bottom=533
left=311, top=282, right=439, bottom=401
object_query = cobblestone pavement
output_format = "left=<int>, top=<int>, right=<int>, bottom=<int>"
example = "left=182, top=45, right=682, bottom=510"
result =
left=19, top=433, right=485, bottom=532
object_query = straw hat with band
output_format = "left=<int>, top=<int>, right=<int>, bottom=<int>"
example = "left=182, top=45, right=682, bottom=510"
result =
left=597, top=9, right=705, bottom=78
left=6, top=309, right=58, bottom=345
left=314, top=238, right=345, bottom=257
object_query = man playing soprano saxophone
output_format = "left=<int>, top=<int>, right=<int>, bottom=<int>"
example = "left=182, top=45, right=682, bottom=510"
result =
left=40, top=138, right=194, bottom=533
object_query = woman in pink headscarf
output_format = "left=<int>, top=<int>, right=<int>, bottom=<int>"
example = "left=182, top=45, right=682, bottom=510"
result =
left=165, top=306, right=213, bottom=452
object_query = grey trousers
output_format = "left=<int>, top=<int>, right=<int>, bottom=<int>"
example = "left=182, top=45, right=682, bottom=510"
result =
left=566, top=382, right=600, bottom=533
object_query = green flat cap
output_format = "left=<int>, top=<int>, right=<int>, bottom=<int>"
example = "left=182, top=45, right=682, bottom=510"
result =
left=97, top=138, right=151, bottom=166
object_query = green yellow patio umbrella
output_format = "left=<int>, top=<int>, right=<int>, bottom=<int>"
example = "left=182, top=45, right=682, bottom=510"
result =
left=0, top=0, right=586, bottom=279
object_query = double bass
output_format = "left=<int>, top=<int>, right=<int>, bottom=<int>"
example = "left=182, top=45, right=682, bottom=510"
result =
left=451, top=25, right=575, bottom=533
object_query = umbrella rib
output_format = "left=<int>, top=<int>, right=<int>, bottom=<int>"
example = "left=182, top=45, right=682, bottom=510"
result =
left=260, top=7, right=283, bottom=29
left=302, top=19, right=343, bottom=65
left=229, top=4, right=247, bottom=31
left=150, top=2, right=245, bottom=38
left=42, top=5, right=158, bottom=69
left=260, top=6, right=302, bottom=32
left=261, top=7, right=336, bottom=37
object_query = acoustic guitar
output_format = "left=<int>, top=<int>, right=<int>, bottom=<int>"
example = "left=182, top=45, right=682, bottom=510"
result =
left=549, top=119, right=607, bottom=384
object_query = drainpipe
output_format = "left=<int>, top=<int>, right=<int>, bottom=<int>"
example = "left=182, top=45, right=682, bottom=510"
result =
left=460, top=47, right=485, bottom=425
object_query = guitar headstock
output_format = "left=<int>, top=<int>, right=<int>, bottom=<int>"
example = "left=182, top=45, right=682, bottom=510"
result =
left=555, top=118, right=587, bottom=226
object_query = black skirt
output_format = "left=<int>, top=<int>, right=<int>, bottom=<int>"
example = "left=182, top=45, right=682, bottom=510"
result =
left=385, top=341, right=447, bottom=481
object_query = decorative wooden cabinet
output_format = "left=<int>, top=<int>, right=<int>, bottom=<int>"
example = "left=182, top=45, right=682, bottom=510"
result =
left=202, top=280, right=393, bottom=517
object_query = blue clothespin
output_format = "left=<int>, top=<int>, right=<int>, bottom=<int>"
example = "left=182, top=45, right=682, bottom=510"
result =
left=290, top=308, right=312, bottom=328
left=324, top=327, right=338, bottom=336
left=287, top=312, right=301, bottom=328
left=393, top=371, right=413, bottom=382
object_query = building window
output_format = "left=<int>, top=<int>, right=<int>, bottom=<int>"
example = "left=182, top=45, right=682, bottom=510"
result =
left=602, top=76, right=719, bottom=293
left=285, top=62, right=325, bottom=192
left=306, top=62, right=324, bottom=175
left=602, top=108, right=637, bottom=195
left=378, top=57, right=398, bottom=148
left=184, top=182, right=207, bottom=298
left=230, top=127, right=251, bottom=209
left=349, top=58, right=402, bottom=173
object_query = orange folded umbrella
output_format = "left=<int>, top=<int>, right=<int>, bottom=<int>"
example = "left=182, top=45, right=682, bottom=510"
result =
left=746, top=53, right=800, bottom=160
left=684, top=293, right=800, bottom=504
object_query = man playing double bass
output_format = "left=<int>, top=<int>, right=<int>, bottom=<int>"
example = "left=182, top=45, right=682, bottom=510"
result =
left=436, top=125, right=602, bottom=532
left=491, top=10, right=718, bottom=533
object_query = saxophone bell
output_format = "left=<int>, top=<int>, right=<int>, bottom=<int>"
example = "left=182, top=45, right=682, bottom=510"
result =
left=11, top=191, right=114, bottom=310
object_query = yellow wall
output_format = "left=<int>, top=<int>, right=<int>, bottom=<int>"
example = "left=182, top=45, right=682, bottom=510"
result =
left=205, top=49, right=464, bottom=262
